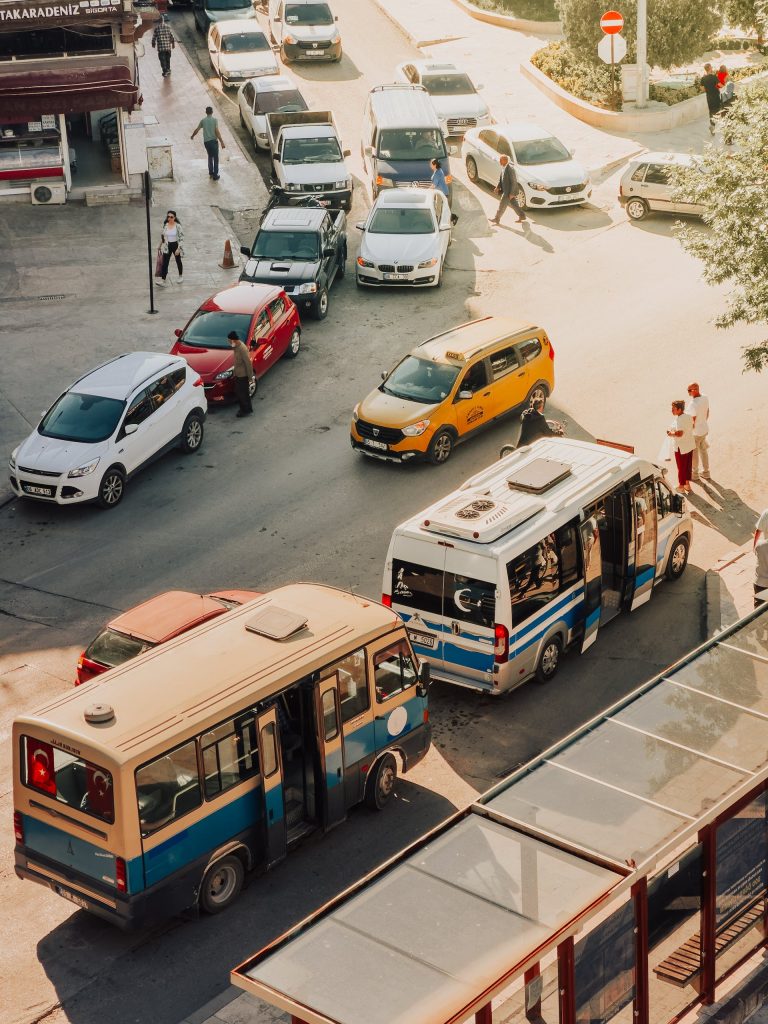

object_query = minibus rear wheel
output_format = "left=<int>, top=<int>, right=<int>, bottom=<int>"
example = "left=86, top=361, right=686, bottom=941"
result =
left=200, top=855, right=244, bottom=914
left=535, top=635, right=562, bottom=683
left=365, top=753, right=397, bottom=810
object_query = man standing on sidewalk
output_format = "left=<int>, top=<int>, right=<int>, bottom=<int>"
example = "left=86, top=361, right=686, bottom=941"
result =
left=685, top=382, right=710, bottom=481
left=228, top=331, right=254, bottom=417
left=490, top=154, right=527, bottom=227
left=151, top=15, right=175, bottom=78
left=191, top=106, right=225, bottom=180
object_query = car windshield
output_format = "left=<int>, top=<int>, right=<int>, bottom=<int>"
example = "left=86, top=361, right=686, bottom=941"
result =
left=383, top=355, right=460, bottom=404
left=378, top=129, right=446, bottom=161
left=182, top=311, right=253, bottom=348
left=282, top=135, right=342, bottom=164
left=208, top=0, right=250, bottom=9
left=222, top=32, right=270, bottom=52
left=86, top=628, right=154, bottom=669
left=39, top=392, right=124, bottom=443
left=422, top=73, right=475, bottom=95
left=513, top=136, right=570, bottom=165
left=251, top=230, right=319, bottom=261
left=257, top=89, right=307, bottom=114
left=369, top=207, right=435, bottom=234
left=284, top=2, right=334, bottom=25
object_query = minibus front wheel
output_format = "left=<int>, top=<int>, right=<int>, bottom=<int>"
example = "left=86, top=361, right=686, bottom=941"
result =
left=365, top=752, right=398, bottom=810
left=200, top=855, right=244, bottom=915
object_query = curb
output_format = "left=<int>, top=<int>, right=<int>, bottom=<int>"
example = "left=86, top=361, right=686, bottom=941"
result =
left=587, top=147, right=646, bottom=183
left=370, top=0, right=463, bottom=47
left=448, top=0, right=561, bottom=35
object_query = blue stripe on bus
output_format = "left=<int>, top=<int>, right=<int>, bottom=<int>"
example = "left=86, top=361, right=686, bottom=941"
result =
left=24, top=813, right=119, bottom=887
left=441, top=640, right=494, bottom=672
left=398, top=611, right=491, bottom=644
left=586, top=607, right=600, bottom=628
left=636, top=566, right=655, bottom=587
left=513, top=598, right=585, bottom=656
left=513, top=585, right=585, bottom=641
left=343, top=720, right=376, bottom=764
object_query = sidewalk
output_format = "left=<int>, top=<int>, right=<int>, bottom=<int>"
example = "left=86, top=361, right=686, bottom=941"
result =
left=706, top=540, right=759, bottom=636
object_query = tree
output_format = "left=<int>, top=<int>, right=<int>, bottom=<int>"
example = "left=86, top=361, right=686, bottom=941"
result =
left=670, top=83, right=768, bottom=372
left=723, top=0, right=767, bottom=45
left=555, top=0, right=722, bottom=68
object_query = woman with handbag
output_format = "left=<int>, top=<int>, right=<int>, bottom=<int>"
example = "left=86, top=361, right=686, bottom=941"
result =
left=156, top=210, right=184, bottom=286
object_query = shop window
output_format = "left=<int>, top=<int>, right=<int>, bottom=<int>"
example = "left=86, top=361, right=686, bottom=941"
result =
left=0, top=26, right=113, bottom=61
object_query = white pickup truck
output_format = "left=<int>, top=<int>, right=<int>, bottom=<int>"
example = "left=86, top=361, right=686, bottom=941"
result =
left=266, top=110, right=353, bottom=210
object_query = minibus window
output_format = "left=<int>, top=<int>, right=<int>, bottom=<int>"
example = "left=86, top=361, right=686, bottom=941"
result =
left=392, top=560, right=443, bottom=616
left=446, top=574, right=496, bottom=629
left=261, top=722, right=279, bottom=778
left=321, top=649, right=369, bottom=723
left=557, top=521, right=582, bottom=588
left=374, top=640, right=417, bottom=702
left=22, top=736, right=115, bottom=824
left=201, top=714, right=259, bottom=799
left=322, top=688, right=339, bottom=741
left=656, top=478, right=672, bottom=517
left=507, top=535, right=561, bottom=627
left=136, top=740, right=202, bottom=836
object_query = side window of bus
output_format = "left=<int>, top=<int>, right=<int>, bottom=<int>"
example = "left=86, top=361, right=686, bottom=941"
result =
left=373, top=640, right=417, bottom=703
left=136, top=740, right=202, bottom=836
left=507, top=523, right=582, bottom=628
left=201, top=712, right=259, bottom=799
left=556, top=521, right=582, bottom=589
left=321, top=649, right=369, bottom=723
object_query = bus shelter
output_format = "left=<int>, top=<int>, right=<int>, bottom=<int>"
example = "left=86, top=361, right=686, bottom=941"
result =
left=232, top=605, right=768, bottom=1024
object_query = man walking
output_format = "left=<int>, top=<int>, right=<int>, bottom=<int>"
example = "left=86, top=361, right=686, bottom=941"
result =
left=666, top=400, right=695, bottom=494
left=754, top=509, right=768, bottom=607
left=700, top=63, right=721, bottom=134
left=191, top=106, right=226, bottom=180
left=151, top=15, right=175, bottom=78
left=685, top=382, right=710, bottom=481
left=490, top=154, right=527, bottom=226
left=228, top=331, right=254, bottom=417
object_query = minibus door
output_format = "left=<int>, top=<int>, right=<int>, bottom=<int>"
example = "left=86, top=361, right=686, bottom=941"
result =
left=256, top=707, right=287, bottom=868
left=442, top=549, right=497, bottom=689
left=392, top=551, right=447, bottom=676
left=315, top=676, right=346, bottom=830
left=579, top=516, right=602, bottom=652
left=629, top=479, right=658, bottom=610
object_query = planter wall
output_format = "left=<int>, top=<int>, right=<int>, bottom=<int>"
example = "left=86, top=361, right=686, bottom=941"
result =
left=449, top=0, right=561, bottom=36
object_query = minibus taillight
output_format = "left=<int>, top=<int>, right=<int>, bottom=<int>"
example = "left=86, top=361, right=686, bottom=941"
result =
left=14, top=811, right=24, bottom=844
left=494, top=623, right=509, bottom=664
left=382, top=593, right=392, bottom=608
left=115, top=857, right=127, bottom=894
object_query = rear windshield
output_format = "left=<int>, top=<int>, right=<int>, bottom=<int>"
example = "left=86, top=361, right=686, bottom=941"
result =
left=22, top=735, right=115, bottom=824
left=513, top=137, right=570, bottom=166
left=369, top=207, right=434, bottom=234
left=85, top=627, right=153, bottom=670
left=182, top=311, right=253, bottom=349
left=258, top=89, right=307, bottom=114
left=392, top=559, right=496, bottom=628
left=378, top=129, right=446, bottom=162
left=382, top=354, right=459, bottom=404
left=39, top=392, right=124, bottom=443
left=251, top=229, right=319, bottom=261
left=422, top=73, right=475, bottom=96
left=285, top=3, right=333, bottom=25
left=222, top=31, right=270, bottom=52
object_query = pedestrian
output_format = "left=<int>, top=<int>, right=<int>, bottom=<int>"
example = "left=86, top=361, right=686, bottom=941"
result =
left=518, top=399, right=554, bottom=446
left=151, top=15, right=175, bottom=78
left=717, top=64, right=729, bottom=88
left=155, top=210, right=183, bottom=287
left=685, top=381, right=710, bottom=481
left=490, top=154, right=526, bottom=227
left=228, top=331, right=254, bottom=417
left=754, top=509, right=768, bottom=607
left=191, top=106, right=226, bottom=181
left=430, top=158, right=458, bottom=226
left=700, top=63, right=721, bottom=134
left=666, top=400, right=695, bottom=494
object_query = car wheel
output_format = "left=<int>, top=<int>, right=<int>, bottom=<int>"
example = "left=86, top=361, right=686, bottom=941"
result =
left=428, top=428, right=454, bottom=465
left=525, top=381, right=550, bottom=408
left=180, top=412, right=204, bottom=453
left=97, top=466, right=125, bottom=510
left=336, top=248, right=346, bottom=278
left=313, top=287, right=329, bottom=320
left=284, top=328, right=301, bottom=359
left=465, top=155, right=479, bottom=183
left=499, top=443, right=516, bottom=459
left=364, top=753, right=397, bottom=810
left=199, top=855, right=244, bottom=915
left=626, top=197, right=649, bottom=221
left=666, top=535, right=689, bottom=580
left=536, top=635, right=562, bottom=683
left=516, top=186, right=528, bottom=211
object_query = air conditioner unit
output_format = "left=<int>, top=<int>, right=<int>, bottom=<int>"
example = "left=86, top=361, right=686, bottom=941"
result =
left=31, top=182, right=66, bottom=205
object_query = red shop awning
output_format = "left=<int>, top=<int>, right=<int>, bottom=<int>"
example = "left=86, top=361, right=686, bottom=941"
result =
left=0, top=58, right=138, bottom=117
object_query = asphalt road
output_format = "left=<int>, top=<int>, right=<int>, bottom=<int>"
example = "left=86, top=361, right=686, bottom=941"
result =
left=2, top=2, right=766, bottom=1022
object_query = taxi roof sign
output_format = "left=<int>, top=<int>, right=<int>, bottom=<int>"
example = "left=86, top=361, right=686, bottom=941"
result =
left=444, top=351, right=465, bottom=362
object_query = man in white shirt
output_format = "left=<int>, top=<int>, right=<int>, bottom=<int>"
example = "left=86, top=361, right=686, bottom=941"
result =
left=754, top=509, right=768, bottom=607
left=666, top=400, right=695, bottom=494
left=686, top=382, right=710, bottom=481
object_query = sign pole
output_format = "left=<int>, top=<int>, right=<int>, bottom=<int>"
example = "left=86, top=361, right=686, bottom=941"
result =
left=636, top=0, right=647, bottom=107
left=144, top=169, right=157, bottom=315
left=611, top=33, right=615, bottom=103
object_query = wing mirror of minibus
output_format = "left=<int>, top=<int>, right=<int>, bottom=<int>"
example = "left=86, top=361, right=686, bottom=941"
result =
left=672, top=493, right=685, bottom=515
left=240, top=245, right=251, bottom=258
left=458, top=389, right=472, bottom=400
left=417, top=661, right=431, bottom=696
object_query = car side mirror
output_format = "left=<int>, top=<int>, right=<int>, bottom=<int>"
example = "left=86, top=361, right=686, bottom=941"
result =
left=448, top=145, right=457, bottom=155
left=458, top=389, right=472, bottom=400
left=124, top=423, right=139, bottom=436
left=672, top=493, right=685, bottom=515
left=174, top=328, right=182, bottom=338
left=416, top=661, right=431, bottom=696
left=381, top=371, right=387, bottom=381
left=209, top=46, right=216, bottom=52
left=364, top=145, right=373, bottom=156
left=240, top=246, right=251, bottom=257
left=342, top=148, right=351, bottom=157
left=477, top=82, right=484, bottom=89
left=323, top=246, right=335, bottom=257
left=355, top=221, right=365, bottom=230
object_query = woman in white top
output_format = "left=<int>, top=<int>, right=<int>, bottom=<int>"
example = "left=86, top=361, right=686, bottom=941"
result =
left=666, top=399, right=695, bottom=493
left=157, top=210, right=184, bottom=286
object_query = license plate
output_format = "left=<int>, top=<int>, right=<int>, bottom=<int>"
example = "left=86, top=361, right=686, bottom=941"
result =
left=384, top=273, right=409, bottom=281
left=55, top=885, right=89, bottom=910
left=305, top=50, right=324, bottom=56
left=22, top=483, right=53, bottom=497
left=362, top=438, right=387, bottom=451
left=408, top=629, right=437, bottom=649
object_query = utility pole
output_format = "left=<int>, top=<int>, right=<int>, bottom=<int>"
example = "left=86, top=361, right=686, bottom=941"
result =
left=636, top=0, right=648, bottom=107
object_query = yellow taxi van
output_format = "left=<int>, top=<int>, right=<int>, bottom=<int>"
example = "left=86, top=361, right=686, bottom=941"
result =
left=350, top=316, right=555, bottom=464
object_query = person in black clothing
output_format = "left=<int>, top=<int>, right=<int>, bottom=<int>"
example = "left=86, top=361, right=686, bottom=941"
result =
left=518, top=399, right=554, bottom=446
left=490, top=154, right=527, bottom=226
left=700, top=63, right=721, bottom=134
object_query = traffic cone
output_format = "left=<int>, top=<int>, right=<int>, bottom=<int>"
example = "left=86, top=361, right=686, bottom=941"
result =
left=219, top=239, right=239, bottom=269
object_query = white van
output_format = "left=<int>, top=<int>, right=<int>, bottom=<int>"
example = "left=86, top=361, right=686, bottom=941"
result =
left=268, top=0, right=342, bottom=63
left=384, top=438, right=692, bottom=694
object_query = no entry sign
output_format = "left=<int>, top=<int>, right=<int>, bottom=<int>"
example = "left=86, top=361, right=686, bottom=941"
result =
left=600, top=10, right=624, bottom=33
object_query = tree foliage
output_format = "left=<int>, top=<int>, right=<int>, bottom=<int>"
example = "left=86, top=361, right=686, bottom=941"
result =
left=555, top=0, right=722, bottom=68
left=670, top=83, right=768, bottom=372
left=723, top=0, right=767, bottom=43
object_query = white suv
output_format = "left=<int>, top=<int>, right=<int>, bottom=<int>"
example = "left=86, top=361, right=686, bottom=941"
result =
left=9, top=352, right=207, bottom=510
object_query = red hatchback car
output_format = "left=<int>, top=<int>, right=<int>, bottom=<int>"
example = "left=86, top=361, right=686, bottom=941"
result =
left=75, top=589, right=261, bottom=685
left=170, top=282, right=301, bottom=404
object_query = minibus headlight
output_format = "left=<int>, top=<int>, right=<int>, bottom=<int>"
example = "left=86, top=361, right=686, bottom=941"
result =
left=402, top=419, right=430, bottom=437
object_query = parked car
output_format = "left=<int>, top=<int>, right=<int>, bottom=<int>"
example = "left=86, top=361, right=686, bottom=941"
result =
left=619, top=152, right=704, bottom=222
left=266, top=109, right=352, bottom=211
left=267, top=0, right=342, bottom=63
left=193, top=0, right=255, bottom=33
left=355, top=187, right=451, bottom=289
left=239, top=206, right=347, bottom=320
left=462, top=123, right=591, bottom=210
left=394, top=60, right=491, bottom=137
left=75, top=589, right=261, bottom=684
left=9, top=353, right=206, bottom=510
left=208, top=21, right=278, bottom=87
left=237, top=74, right=307, bottom=151
left=351, top=316, right=555, bottom=465
left=170, top=282, right=301, bottom=404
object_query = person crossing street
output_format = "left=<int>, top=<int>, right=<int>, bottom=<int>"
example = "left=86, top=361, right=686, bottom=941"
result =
left=490, top=154, right=527, bottom=227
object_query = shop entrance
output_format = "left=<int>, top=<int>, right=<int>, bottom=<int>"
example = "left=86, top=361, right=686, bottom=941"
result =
left=66, top=110, right=123, bottom=187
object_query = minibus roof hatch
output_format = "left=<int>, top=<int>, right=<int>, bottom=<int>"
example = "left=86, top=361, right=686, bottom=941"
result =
left=506, top=458, right=571, bottom=494
left=246, top=607, right=308, bottom=640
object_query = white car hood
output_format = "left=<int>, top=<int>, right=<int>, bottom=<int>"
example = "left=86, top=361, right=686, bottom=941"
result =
left=286, top=24, right=338, bottom=42
left=220, top=51, right=278, bottom=74
left=429, top=94, right=489, bottom=120
left=16, top=432, right=108, bottom=472
left=521, top=158, right=588, bottom=187
left=283, top=160, right=346, bottom=185
left=361, top=231, right=439, bottom=265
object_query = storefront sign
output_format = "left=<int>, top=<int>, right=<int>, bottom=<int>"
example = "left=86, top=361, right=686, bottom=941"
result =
left=0, top=0, right=123, bottom=26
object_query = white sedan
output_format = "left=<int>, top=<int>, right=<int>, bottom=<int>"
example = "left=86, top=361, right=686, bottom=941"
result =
left=355, top=188, right=451, bottom=289
left=208, top=20, right=278, bottom=88
left=394, top=60, right=491, bottom=137
left=237, top=74, right=308, bottom=150
left=462, top=123, right=592, bottom=210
